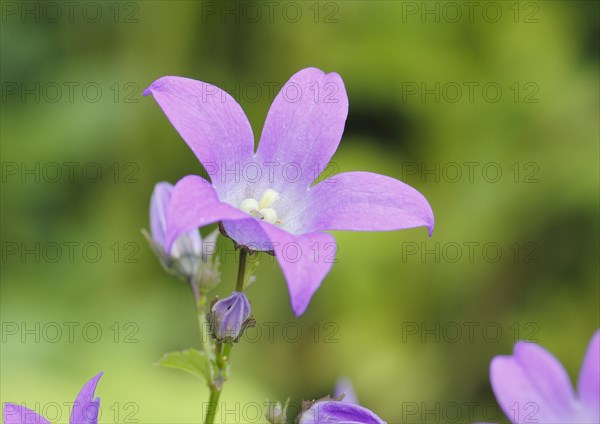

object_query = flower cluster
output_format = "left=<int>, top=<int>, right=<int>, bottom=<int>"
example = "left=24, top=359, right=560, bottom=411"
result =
left=4, top=67, right=596, bottom=424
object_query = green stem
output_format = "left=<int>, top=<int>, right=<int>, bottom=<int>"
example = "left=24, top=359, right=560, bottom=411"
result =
left=204, top=250, right=246, bottom=424
left=235, top=249, right=248, bottom=292
left=205, top=387, right=220, bottom=424
left=196, top=295, right=213, bottom=382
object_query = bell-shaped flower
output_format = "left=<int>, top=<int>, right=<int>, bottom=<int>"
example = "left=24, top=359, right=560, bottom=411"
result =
left=487, top=330, right=599, bottom=424
left=3, top=372, right=103, bottom=424
left=144, top=182, right=220, bottom=291
left=144, top=67, right=434, bottom=315
left=207, top=291, right=255, bottom=343
left=298, top=399, right=386, bottom=424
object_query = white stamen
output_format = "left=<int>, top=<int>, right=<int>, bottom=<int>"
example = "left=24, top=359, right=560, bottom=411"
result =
left=259, top=208, right=278, bottom=224
left=239, top=189, right=281, bottom=225
left=259, top=189, right=280, bottom=209
left=240, top=198, right=259, bottom=215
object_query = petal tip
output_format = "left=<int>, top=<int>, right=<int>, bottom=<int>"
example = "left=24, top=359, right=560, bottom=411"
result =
left=291, top=295, right=310, bottom=316
left=143, top=76, right=177, bottom=97
left=427, top=222, right=435, bottom=237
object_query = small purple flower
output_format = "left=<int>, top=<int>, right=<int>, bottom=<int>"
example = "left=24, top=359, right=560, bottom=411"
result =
left=208, top=291, right=255, bottom=343
left=144, top=67, right=434, bottom=315
left=3, top=372, right=103, bottom=424
left=298, top=399, right=386, bottom=424
left=144, top=182, right=219, bottom=286
left=488, top=330, right=599, bottom=424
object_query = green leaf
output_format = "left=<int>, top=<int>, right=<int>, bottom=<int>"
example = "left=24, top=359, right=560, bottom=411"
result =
left=157, top=348, right=209, bottom=382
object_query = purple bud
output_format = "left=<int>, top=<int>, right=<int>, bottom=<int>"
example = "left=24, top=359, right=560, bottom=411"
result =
left=150, top=182, right=202, bottom=257
left=146, top=182, right=221, bottom=285
left=208, top=292, right=254, bottom=343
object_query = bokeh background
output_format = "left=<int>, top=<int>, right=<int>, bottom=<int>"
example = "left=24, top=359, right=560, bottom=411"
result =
left=1, top=1, right=598, bottom=423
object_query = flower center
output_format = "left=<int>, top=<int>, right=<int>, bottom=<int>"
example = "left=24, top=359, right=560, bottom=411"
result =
left=239, top=189, right=281, bottom=225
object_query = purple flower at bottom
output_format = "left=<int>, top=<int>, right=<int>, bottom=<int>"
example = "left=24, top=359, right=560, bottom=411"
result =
left=144, top=67, right=434, bottom=316
left=298, top=400, right=386, bottom=424
left=487, top=330, right=599, bottom=424
left=3, top=372, right=103, bottom=424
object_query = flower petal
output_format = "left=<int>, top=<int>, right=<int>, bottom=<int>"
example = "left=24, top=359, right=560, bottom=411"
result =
left=70, top=372, right=103, bottom=424
left=150, top=181, right=173, bottom=247
left=299, top=400, right=386, bottom=424
left=165, top=175, right=259, bottom=252
left=150, top=182, right=203, bottom=258
left=144, top=77, right=254, bottom=193
left=577, top=330, right=600, bottom=421
left=490, top=342, right=580, bottom=424
left=258, top=224, right=337, bottom=316
left=290, top=172, right=433, bottom=235
left=3, top=404, right=50, bottom=424
left=255, top=67, right=348, bottom=196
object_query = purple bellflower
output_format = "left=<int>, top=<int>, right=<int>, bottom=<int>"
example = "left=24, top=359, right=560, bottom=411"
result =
left=144, top=67, right=434, bottom=315
left=207, top=291, right=255, bottom=343
left=3, top=372, right=103, bottom=424
left=297, top=380, right=384, bottom=424
left=298, top=399, right=386, bottom=424
left=486, top=330, right=599, bottom=424
left=144, top=182, right=219, bottom=289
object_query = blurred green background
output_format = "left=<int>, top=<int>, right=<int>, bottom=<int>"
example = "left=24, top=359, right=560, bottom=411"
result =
left=1, top=1, right=598, bottom=423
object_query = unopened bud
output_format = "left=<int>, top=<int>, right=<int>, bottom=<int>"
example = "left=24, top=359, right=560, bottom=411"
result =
left=266, top=399, right=288, bottom=424
left=144, top=182, right=220, bottom=290
left=207, top=292, right=255, bottom=343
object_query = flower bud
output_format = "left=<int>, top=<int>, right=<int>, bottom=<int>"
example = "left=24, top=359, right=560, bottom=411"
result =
left=207, top=292, right=255, bottom=343
left=144, top=182, right=220, bottom=289
left=265, top=399, right=288, bottom=424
